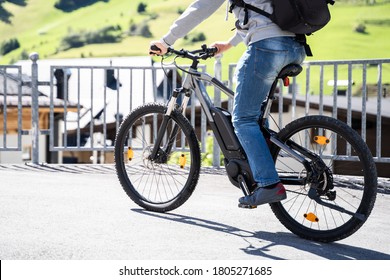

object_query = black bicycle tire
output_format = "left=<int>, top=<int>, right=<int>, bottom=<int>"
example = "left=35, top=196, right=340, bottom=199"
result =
left=114, top=103, right=201, bottom=212
left=270, top=115, right=377, bottom=242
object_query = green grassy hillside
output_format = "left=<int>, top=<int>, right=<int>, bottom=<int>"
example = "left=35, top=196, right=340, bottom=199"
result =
left=1, top=0, right=389, bottom=66
left=0, top=0, right=196, bottom=63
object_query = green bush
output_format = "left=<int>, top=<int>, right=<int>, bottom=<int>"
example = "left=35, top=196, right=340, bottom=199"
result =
left=54, top=0, right=109, bottom=12
left=59, top=25, right=122, bottom=50
left=184, top=32, right=206, bottom=43
left=19, top=49, right=29, bottom=60
left=84, top=25, right=122, bottom=44
left=354, top=23, right=367, bottom=34
left=0, top=38, right=20, bottom=55
left=137, top=2, right=147, bottom=13
left=177, top=7, right=185, bottom=14
left=129, top=21, right=153, bottom=38
left=61, top=33, right=84, bottom=49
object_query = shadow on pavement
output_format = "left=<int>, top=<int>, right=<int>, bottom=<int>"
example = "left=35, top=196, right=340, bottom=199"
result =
left=132, top=208, right=390, bottom=260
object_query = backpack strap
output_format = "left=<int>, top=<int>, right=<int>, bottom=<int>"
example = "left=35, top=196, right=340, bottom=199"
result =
left=229, top=0, right=272, bottom=25
left=295, top=34, right=313, bottom=57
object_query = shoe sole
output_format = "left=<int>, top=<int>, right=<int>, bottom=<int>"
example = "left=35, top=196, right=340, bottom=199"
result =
left=238, top=194, right=286, bottom=209
left=238, top=203, right=257, bottom=209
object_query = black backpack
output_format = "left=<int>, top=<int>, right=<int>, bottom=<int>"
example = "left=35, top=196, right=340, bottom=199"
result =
left=229, top=0, right=335, bottom=56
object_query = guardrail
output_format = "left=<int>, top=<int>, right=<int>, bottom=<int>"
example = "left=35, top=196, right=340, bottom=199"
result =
left=1, top=54, right=389, bottom=172
left=0, top=64, right=23, bottom=152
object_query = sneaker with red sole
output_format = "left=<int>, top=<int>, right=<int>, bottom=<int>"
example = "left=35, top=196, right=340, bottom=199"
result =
left=238, top=182, right=286, bottom=208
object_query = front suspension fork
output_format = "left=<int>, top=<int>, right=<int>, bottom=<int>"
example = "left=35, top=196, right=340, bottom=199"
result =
left=149, top=87, right=191, bottom=161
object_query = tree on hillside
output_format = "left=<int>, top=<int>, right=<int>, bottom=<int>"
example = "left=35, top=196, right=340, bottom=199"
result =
left=0, top=38, right=20, bottom=55
left=137, top=2, right=147, bottom=13
left=0, top=0, right=27, bottom=5
left=59, top=25, right=122, bottom=51
left=0, top=0, right=27, bottom=24
left=54, top=0, right=109, bottom=12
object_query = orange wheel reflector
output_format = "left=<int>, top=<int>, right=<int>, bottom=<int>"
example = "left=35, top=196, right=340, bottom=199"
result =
left=304, top=212, right=319, bottom=222
left=179, top=154, right=186, bottom=168
left=127, top=147, right=134, bottom=161
left=314, top=135, right=330, bottom=145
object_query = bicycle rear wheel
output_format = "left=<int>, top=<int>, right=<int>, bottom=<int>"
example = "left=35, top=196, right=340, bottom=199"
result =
left=114, top=103, right=201, bottom=212
left=270, top=115, right=377, bottom=242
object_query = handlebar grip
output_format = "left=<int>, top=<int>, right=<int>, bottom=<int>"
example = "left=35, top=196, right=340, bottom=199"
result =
left=209, top=47, right=219, bottom=55
left=149, top=44, right=161, bottom=55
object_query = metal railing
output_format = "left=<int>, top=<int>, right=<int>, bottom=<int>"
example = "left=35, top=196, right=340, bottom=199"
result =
left=301, top=59, right=389, bottom=163
left=1, top=54, right=389, bottom=167
left=0, top=64, right=23, bottom=152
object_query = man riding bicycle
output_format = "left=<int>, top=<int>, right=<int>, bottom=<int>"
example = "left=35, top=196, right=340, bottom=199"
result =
left=149, top=0, right=306, bottom=207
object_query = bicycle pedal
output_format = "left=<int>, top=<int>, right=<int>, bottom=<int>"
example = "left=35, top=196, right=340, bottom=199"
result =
left=238, top=203, right=257, bottom=209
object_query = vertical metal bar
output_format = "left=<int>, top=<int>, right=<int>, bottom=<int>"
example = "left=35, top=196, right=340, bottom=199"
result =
left=103, top=69, right=107, bottom=149
left=143, top=69, right=146, bottom=104
left=2, top=66, right=8, bottom=148
left=173, top=68, right=182, bottom=150
left=228, top=64, right=234, bottom=113
left=304, top=65, right=311, bottom=149
left=173, top=67, right=177, bottom=98
left=346, top=63, right=353, bottom=156
left=77, top=68, right=81, bottom=148
left=228, top=64, right=233, bottom=90
left=163, top=67, right=168, bottom=102
left=376, top=63, right=383, bottom=159
left=30, top=52, right=40, bottom=164
left=347, top=63, right=353, bottom=127
left=127, top=69, right=133, bottom=149
left=332, top=64, right=338, bottom=119
left=305, top=65, right=311, bottom=116
left=116, top=68, right=120, bottom=134
left=201, top=108, right=207, bottom=153
left=331, top=63, right=339, bottom=159
left=213, top=56, right=222, bottom=167
left=278, top=79, right=283, bottom=129
left=63, top=68, right=68, bottom=148
left=199, top=67, right=207, bottom=154
left=191, top=93, right=195, bottom=128
left=90, top=68, right=94, bottom=149
left=190, top=76, right=195, bottom=128
left=190, top=73, right=195, bottom=129
left=152, top=66, right=157, bottom=102
left=213, top=57, right=222, bottom=108
left=129, top=69, right=133, bottom=112
left=17, top=67, right=22, bottom=151
left=319, top=65, right=324, bottom=115
left=361, top=63, right=367, bottom=142
left=291, top=70, right=297, bottom=121
left=291, top=77, right=298, bottom=121
left=49, top=67, right=54, bottom=150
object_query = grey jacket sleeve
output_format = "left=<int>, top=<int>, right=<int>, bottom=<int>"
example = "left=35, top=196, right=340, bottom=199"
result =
left=228, top=32, right=243, bottom=47
left=162, top=0, right=230, bottom=46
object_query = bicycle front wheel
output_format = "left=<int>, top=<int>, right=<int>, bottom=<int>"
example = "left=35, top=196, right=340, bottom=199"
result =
left=270, top=115, right=377, bottom=242
left=114, top=103, right=201, bottom=212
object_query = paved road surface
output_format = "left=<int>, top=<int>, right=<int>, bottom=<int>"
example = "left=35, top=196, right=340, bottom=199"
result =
left=0, top=164, right=389, bottom=260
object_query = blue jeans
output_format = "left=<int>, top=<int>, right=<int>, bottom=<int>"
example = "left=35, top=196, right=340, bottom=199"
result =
left=232, top=36, right=306, bottom=187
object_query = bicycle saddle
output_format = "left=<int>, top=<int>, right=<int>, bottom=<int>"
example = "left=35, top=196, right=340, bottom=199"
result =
left=277, top=64, right=302, bottom=79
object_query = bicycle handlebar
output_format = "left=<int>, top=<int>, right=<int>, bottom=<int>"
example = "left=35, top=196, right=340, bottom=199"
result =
left=151, top=44, right=218, bottom=61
